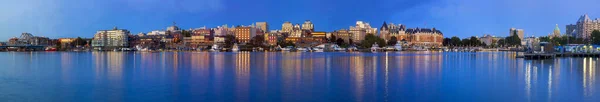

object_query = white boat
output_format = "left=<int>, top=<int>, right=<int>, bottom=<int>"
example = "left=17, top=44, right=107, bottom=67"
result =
left=281, top=46, right=293, bottom=51
left=231, top=43, right=239, bottom=52
left=210, top=44, right=220, bottom=52
left=312, top=47, right=324, bottom=52
left=331, top=44, right=345, bottom=51
left=371, top=43, right=380, bottom=52
left=394, top=42, right=403, bottom=51
left=297, top=47, right=309, bottom=52
left=347, top=46, right=358, bottom=51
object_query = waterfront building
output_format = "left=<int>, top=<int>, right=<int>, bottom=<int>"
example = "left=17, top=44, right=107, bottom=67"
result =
left=566, top=24, right=576, bottom=37
left=282, top=21, right=293, bottom=33
left=312, top=32, right=326, bottom=38
left=479, top=34, right=495, bottom=46
left=58, top=38, right=76, bottom=49
left=8, top=37, right=19, bottom=45
left=91, top=27, right=131, bottom=50
left=166, top=23, right=182, bottom=40
left=302, top=20, right=314, bottom=32
left=509, top=28, right=524, bottom=40
left=333, top=29, right=352, bottom=43
left=255, top=22, right=268, bottom=33
left=184, top=27, right=213, bottom=48
left=289, top=24, right=302, bottom=38
left=214, top=25, right=229, bottom=36
left=235, top=26, right=257, bottom=43
left=406, top=28, right=444, bottom=47
left=349, top=21, right=377, bottom=42
left=267, top=30, right=280, bottom=46
left=571, top=14, right=600, bottom=39
left=379, top=22, right=407, bottom=41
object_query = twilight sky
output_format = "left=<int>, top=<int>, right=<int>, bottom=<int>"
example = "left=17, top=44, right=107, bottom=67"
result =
left=1, top=0, right=599, bottom=41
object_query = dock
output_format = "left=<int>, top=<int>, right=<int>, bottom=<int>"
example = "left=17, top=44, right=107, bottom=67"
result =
left=518, top=52, right=600, bottom=60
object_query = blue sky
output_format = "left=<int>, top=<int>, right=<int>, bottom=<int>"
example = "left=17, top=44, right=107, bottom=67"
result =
left=1, top=0, right=599, bottom=41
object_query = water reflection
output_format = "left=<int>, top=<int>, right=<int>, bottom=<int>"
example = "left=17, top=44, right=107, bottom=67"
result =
left=4, top=52, right=600, bottom=101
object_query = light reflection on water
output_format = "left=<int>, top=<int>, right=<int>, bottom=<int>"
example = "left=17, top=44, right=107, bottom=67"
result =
left=0, top=52, right=599, bottom=101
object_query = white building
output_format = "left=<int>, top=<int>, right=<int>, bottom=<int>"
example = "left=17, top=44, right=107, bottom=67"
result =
left=92, top=27, right=130, bottom=49
left=509, top=28, right=524, bottom=40
left=255, top=22, right=268, bottom=33
left=573, top=14, right=600, bottom=39
left=282, top=21, right=293, bottom=33
left=147, top=30, right=167, bottom=36
left=302, top=20, right=314, bottom=31
left=349, top=21, right=377, bottom=42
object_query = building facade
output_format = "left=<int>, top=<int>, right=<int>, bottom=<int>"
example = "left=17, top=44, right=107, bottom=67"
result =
left=573, top=14, right=600, bottom=39
left=302, top=20, right=314, bottom=31
left=349, top=21, right=377, bottom=42
left=255, top=22, right=268, bottom=33
left=566, top=24, right=576, bottom=37
left=282, top=21, right=293, bottom=33
left=509, top=28, right=524, bottom=40
left=235, top=26, right=257, bottom=43
left=91, top=27, right=131, bottom=49
left=379, top=22, right=407, bottom=41
left=406, top=28, right=444, bottom=47
left=333, top=29, right=352, bottom=43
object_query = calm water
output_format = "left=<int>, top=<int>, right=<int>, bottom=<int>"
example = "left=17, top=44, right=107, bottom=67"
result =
left=0, top=52, right=599, bottom=101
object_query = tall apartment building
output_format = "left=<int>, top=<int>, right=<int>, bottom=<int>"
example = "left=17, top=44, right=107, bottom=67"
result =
left=282, top=21, right=293, bottom=33
left=255, top=22, right=268, bottom=33
left=91, top=27, right=131, bottom=49
left=566, top=24, right=576, bottom=37
left=302, top=20, right=314, bottom=31
left=349, top=21, right=377, bottom=42
left=235, top=26, right=257, bottom=43
left=572, top=14, right=600, bottom=39
left=509, top=28, right=524, bottom=40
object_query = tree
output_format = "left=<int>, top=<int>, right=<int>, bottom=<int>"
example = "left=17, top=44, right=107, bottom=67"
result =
left=330, top=35, right=337, bottom=43
left=359, top=34, right=386, bottom=48
left=73, top=37, right=87, bottom=47
left=505, top=35, right=521, bottom=46
left=592, top=30, right=600, bottom=44
left=224, top=35, right=237, bottom=48
left=497, top=39, right=505, bottom=47
left=336, top=38, right=345, bottom=46
left=450, top=36, right=461, bottom=46
left=461, top=38, right=470, bottom=46
left=388, top=36, right=398, bottom=46
left=249, top=35, right=265, bottom=47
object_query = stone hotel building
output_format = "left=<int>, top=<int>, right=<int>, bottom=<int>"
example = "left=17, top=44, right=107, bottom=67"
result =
left=406, top=28, right=444, bottom=47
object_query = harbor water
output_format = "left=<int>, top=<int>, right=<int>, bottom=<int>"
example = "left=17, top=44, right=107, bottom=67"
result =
left=0, top=52, right=599, bottom=101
